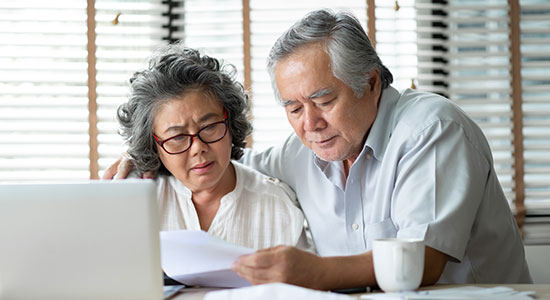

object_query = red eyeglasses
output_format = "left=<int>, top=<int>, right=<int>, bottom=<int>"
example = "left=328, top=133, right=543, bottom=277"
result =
left=153, top=111, right=228, bottom=155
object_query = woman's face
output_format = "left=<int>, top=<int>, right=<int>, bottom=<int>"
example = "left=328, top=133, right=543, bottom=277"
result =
left=153, top=90, right=233, bottom=193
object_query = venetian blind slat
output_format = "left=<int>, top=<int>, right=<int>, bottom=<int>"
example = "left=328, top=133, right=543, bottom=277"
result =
left=376, top=0, right=418, bottom=91
left=0, top=0, right=89, bottom=182
left=414, top=0, right=516, bottom=206
left=521, top=0, right=550, bottom=209
left=94, top=0, right=169, bottom=175
left=172, top=0, right=244, bottom=82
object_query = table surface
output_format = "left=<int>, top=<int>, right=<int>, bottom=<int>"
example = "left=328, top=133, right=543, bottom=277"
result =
left=171, top=284, right=550, bottom=300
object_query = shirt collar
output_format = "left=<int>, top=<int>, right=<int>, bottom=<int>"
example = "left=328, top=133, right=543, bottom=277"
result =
left=364, top=85, right=400, bottom=161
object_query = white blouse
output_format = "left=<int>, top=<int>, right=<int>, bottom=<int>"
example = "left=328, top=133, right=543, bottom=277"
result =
left=155, top=161, right=313, bottom=251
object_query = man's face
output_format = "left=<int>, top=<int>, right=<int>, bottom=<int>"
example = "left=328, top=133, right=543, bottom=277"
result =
left=274, top=43, right=381, bottom=166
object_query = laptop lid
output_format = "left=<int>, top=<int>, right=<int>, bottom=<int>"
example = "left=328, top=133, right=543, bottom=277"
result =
left=0, top=180, right=163, bottom=300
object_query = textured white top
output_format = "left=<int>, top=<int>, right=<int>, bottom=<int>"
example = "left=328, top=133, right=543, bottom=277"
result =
left=155, top=161, right=312, bottom=251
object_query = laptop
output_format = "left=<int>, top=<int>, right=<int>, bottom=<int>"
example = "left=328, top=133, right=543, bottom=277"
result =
left=0, top=180, right=164, bottom=300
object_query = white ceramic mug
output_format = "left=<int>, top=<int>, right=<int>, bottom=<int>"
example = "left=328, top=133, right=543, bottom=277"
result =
left=372, top=238, right=425, bottom=293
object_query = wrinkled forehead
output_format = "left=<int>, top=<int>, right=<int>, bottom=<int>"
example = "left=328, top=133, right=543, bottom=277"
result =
left=274, top=46, right=341, bottom=100
left=153, top=91, right=224, bottom=130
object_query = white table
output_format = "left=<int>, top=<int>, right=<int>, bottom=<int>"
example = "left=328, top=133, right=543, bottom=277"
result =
left=171, top=284, right=550, bottom=300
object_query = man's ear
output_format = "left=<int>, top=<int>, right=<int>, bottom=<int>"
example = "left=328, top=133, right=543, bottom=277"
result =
left=368, top=68, right=382, bottom=107
left=368, top=68, right=381, bottom=92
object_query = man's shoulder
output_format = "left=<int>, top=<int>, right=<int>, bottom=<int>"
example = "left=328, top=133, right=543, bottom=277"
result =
left=233, top=160, right=297, bottom=200
left=393, top=88, right=472, bottom=133
left=398, top=89, right=458, bottom=117
left=386, top=88, right=492, bottom=160
left=283, top=132, right=309, bottom=151
left=245, top=133, right=313, bottom=164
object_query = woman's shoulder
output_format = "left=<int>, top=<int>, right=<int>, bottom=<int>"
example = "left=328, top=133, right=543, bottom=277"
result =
left=229, top=161, right=308, bottom=250
left=154, top=174, right=191, bottom=199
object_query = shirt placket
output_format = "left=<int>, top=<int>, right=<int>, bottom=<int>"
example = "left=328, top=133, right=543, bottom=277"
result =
left=344, top=156, right=368, bottom=254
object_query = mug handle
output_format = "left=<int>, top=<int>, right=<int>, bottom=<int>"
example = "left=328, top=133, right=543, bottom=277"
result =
left=394, top=245, right=405, bottom=281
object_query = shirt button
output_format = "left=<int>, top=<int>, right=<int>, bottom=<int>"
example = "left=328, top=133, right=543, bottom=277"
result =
left=366, top=154, right=372, bottom=159
left=352, top=223, right=359, bottom=230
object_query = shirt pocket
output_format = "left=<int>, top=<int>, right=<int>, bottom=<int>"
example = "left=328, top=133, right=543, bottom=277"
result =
left=366, top=218, right=398, bottom=250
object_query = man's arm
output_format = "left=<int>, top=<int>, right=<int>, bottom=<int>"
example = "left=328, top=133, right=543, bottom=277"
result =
left=232, top=245, right=448, bottom=290
left=239, top=133, right=301, bottom=186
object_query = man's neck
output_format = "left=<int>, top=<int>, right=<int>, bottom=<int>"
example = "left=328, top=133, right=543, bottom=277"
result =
left=343, top=126, right=373, bottom=177
left=343, top=156, right=357, bottom=178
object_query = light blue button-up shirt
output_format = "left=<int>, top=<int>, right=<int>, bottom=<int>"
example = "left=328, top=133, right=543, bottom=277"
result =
left=241, top=86, right=531, bottom=283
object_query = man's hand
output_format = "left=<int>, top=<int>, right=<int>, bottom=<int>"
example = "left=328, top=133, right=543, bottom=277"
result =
left=101, top=154, right=146, bottom=180
left=231, top=245, right=447, bottom=291
left=231, top=245, right=327, bottom=290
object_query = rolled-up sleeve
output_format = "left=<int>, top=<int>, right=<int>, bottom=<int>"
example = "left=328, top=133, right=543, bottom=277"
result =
left=392, top=120, right=490, bottom=262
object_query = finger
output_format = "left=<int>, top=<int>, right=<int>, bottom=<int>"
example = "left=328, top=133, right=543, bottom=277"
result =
left=268, top=245, right=287, bottom=251
left=232, top=262, right=279, bottom=284
left=235, top=252, right=276, bottom=269
left=255, top=247, right=274, bottom=254
left=142, top=171, right=154, bottom=179
left=254, top=244, right=285, bottom=254
left=114, top=156, right=133, bottom=180
left=101, top=157, right=122, bottom=180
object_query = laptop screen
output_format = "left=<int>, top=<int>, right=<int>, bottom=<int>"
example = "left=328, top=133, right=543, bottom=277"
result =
left=0, top=180, right=163, bottom=300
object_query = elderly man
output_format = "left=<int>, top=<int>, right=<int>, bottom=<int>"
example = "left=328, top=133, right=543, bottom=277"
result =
left=105, top=9, right=531, bottom=290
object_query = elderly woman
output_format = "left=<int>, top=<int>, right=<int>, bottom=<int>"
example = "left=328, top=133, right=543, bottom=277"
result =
left=117, top=43, right=311, bottom=250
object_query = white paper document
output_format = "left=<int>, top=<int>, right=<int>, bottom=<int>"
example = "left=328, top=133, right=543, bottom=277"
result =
left=361, top=286, right=535, bottom=300
left=160, top=230, right=255, bottom=288
left=204, top=282, right=355, bottom=300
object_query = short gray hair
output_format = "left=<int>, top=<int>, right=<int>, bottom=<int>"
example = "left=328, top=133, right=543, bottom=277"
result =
left=117, top=43, right=252, bottom=176
left=267, top=9, right=393, bottom=102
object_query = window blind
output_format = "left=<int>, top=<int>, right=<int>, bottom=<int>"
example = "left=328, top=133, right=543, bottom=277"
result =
left=375, top=0, right=419, bottom=91
left=521, top=0, right=550, bottom=209
left=171, top=0, right=244, bottom=84
left=414, top=0, right=450, bottom=96
left=94, top=0, right=246, bottom=177
left=520, top=0, right=550, bottom=244
left=94, top=0, right=170, bottom=177
left=0, top=0, right=90, bottom=181
left=376, top=0, right=518, bottom=206
left=448, top=1, right=515, bottom=203
left=248, top=1, right=368, bottom=151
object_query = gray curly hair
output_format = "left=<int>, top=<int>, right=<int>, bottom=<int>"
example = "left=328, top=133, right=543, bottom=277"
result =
left=267, top=9, right=393, bottom=103
left=117, top=43, right=252, bottom=176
